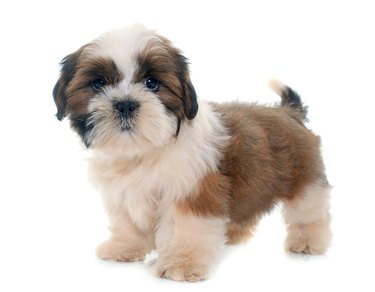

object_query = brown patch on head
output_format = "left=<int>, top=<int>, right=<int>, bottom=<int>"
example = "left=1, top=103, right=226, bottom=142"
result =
left=53, top=45, right=123, bottom=120
left=213, top=102, right=324, bottom=226
left=65, top=55, right=122, bottom=118
left=177, top=173, right=231, bottom=217
left=134, top=37, right=198, bottom=122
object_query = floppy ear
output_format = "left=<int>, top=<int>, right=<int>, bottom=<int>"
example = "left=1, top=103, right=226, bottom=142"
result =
left=53, top=77, right=67, bottom=121
left=176, top=54, right=198, bottom=120
left=181, top=74, right=198, bottom=120
left=53, top=47, right=84, bottom=120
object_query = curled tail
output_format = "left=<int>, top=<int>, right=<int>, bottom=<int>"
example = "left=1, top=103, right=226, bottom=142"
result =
left=269, top=79, right=308, bottom=121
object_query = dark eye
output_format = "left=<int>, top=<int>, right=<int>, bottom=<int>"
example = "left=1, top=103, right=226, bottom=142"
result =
left=91, top=78, right=106, bottom=91
left=144, top=77, right=159, bottom=91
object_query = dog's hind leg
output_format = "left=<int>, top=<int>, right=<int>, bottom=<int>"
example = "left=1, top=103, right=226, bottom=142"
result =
left=282, top=180, right=332, bottom=254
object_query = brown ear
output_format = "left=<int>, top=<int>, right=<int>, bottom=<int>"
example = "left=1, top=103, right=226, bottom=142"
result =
left=52, top=47, right=84, bottom=120
left=181, top=75, right=198, bottom=120
left=177, top=54, right=198, bottom=120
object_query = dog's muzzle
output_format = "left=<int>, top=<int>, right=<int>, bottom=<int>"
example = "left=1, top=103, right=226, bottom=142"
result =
left=112, top=100, right=140, bottom=132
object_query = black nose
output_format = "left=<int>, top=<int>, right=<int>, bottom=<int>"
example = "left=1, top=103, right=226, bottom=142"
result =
left=114, top=100, right=140, bottom=117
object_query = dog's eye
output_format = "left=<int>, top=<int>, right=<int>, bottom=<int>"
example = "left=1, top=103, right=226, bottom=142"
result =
left=91, top=78, right=106, bottom=91
left=144, top=77, right=159, bottom=92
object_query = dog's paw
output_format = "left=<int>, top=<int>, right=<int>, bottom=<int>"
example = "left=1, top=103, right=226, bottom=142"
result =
left=153, top=259, right=209, bottom=282
left=285, top=237, right=328, bottom=255
left=96, top=240, right=145, bottom=262
left=285, top=237, right=315, bottom=254
left=285, top=221, right=332, bottom=255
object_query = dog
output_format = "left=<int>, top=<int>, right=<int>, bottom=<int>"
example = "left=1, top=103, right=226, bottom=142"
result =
left=53, top=24, right=332, bottom=281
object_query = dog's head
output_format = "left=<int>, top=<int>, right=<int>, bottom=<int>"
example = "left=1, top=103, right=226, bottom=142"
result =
left=53, top=25, right=198, bottom=156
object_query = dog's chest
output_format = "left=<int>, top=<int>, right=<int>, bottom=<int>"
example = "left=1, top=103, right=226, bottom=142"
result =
left=89, top=153, right=198, bottom=231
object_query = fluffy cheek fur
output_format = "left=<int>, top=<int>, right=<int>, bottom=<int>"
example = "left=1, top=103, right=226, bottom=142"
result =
left=86, top=85, right=177, bottom=157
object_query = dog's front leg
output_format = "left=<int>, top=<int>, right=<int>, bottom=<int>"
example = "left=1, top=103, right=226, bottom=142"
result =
left=153, top=204, right=226, bottom=281
left=96, top=210, right=154, bottom=262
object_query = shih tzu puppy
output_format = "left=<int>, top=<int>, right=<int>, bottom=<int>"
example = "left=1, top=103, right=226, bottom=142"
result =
left=53, top=24, right=332, bottom=281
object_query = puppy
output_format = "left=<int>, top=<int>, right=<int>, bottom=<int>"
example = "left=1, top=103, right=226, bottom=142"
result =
left=53, top=24, right=332, bottom=281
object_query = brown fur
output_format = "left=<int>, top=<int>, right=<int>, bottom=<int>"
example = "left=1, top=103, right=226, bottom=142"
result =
left=66, top=55, right=123, bottom=118
left=179, top=102, right=325, bottom=244
left=226, top=221, right=258, bottom=244
left=178, top=173, right=231, bottom=217
left=218, top=103, right=324, bottom=225
left=53, top=46, right=123, bottom=119
left=135, top=38, right=198, bottom=122
left=53, top=46, right=86, bottom=120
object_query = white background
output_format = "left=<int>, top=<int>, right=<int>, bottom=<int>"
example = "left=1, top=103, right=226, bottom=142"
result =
left=1, top=0, right=374, bottom=291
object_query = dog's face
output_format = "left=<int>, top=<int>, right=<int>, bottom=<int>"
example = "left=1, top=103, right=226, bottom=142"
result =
left=53, top=25, right=198, bottom=156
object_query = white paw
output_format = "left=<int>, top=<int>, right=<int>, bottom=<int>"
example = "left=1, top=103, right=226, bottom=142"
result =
left=285, top=222, right=332, bottom=255
left=96, top=240, right=145, bottom=262
left=153, top=258, right=209, bottom=282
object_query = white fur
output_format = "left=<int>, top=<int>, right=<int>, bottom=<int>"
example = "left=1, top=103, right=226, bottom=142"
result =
left=90, top=24, right=158, bottom=81
left=153, top=204, right=227, bottom=280
left=269, top=79, right=286, bottom=97
left=283, top=181, right=332, bottom=254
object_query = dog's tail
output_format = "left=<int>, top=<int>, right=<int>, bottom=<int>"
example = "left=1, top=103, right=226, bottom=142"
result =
left=269, top=79, right=308, bottom=121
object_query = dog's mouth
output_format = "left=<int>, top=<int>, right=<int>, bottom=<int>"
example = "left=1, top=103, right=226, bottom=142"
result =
left=118, top=117, right=135, bottom=132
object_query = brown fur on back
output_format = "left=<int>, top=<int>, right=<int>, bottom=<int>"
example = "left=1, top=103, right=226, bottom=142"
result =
left=213, top=102, right=324, bottom=226
left=180, top=102, right=325, bottom=229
